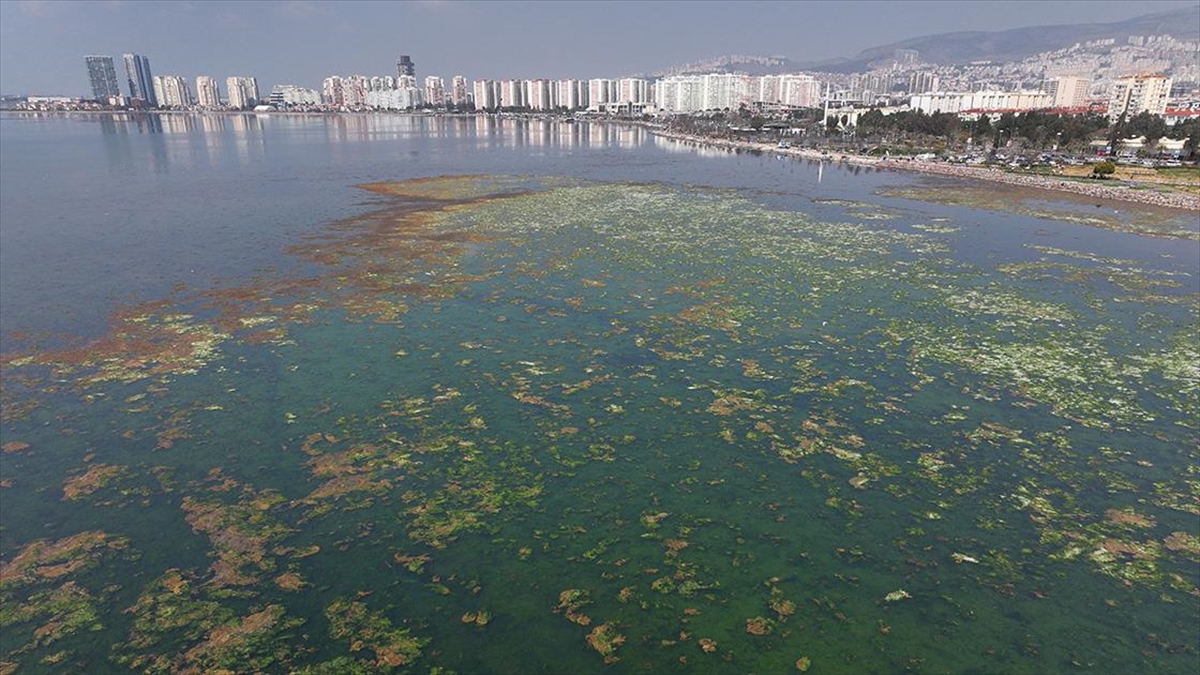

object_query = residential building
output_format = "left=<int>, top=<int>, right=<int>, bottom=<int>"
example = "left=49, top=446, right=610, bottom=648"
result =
left=269, top=85, right=320, bottom=106
left=909, top=90, right=1052, bottom=114
left=473, top=79, right=497, bottom=110
left=122, top=53, right=156, bottom=106
left=195, top=76, right=220, bottom=108
left=588, top=79, right=616, bottom=109
left=155, top=75, right=192, bottom=108
left=424, top=76, right=445, bottom=106
left=397, top=55, right=415, bottom=79
left=527, top=79, right=552, bottom=110
left=908, top=71, right=940, bottom=95
left=85, top=56, right=121, bottom=100
left=778, top=74, right=820, bottom=108
left=618, top=78, right=650, bottom=104
left=501, top=79, right=524, bottom=108
left=1047, top=75, right=1090, bottom=107
left=556, top=79, right=581, bottom=110
left=227, top=77, right=260, bottom=109
left=450, top=75, right=469, bottom=107
left=1107, top=74, right=1172, bottom=118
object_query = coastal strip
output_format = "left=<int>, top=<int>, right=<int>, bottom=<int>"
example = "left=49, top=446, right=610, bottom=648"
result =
left=649, top=128, right=1200, bottom=212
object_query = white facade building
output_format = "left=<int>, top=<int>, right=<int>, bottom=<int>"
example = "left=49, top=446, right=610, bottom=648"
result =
left=500, top=79, right=524, bottom=108
left=156, top=75, right=192, bottom=108
left=424, top=76, right=445, bottom=106
left=1107, top=74, right=1172, bottom=119
left=269, top=85, right=320, bottom=106
left=226, top=76, right=260, bottom=109
left=450, top=76, right=469, bottom=107
left=195, top=76, right=220, bottom=108
left=473, top=79, right=497, bottom=110
left=1047, top=76, right=1090, bottom=108
left=909, top=90, right=1053, bottom=114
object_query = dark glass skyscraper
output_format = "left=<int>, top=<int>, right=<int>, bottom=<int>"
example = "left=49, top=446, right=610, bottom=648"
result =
left=85, top=56, right=121, bottom=100
left=397, top=55, right=415, bottom=79
left=123, top=53, right=157, bottom=107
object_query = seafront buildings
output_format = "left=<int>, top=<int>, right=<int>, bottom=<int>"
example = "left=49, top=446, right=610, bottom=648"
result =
left=226, top=77, right=260, bottom=109
left=123, top=53, right=157, bottom=107
left=85, top=56, right=121, bottom=100
left=153, top=75, right=193, bottom=108
left=69, top=33, right=1197, bottom=130
left=195, top=76, right=220, bottom=109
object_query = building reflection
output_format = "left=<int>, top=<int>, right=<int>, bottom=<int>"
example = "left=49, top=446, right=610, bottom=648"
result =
left=80, top=111, right=654, bottom=172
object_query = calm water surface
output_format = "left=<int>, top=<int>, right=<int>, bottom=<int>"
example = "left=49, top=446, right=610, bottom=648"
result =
left=1, top=112, right=1197, bottom=674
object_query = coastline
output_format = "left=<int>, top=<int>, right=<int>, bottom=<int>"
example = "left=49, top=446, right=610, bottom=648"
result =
left=648, top=128, right=1200, bottom=212
left=4, top=109, right=1196, bottom=212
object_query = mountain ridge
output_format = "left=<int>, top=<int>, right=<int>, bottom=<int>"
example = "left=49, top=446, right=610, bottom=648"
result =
left=649, top=7, right=1199, bottom=76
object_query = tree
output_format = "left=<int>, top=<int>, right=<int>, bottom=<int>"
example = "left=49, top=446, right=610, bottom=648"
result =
left=1092, top=160, right=1116, bottom=178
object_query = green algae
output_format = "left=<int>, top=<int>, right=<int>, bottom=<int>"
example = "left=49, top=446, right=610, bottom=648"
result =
left=0, top=174, right=1196, bottom=674
left=325, top=598, right=427, bottom=670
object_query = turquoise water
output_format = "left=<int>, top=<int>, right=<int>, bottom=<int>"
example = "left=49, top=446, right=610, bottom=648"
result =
left=1, top=113, right=1197, bottom=674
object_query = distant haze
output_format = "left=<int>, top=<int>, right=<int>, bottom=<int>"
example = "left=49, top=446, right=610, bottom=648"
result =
left=0, top=0, right=1196, bottom=96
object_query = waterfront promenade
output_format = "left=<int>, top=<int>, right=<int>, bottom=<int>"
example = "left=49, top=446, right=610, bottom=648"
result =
left=650, top=129, right=1200, bottom=212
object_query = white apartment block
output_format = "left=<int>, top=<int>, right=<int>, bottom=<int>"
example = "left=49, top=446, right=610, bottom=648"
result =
left=365, top=87, right=423, bottom=110
left=618, top=78, right=650, bottom=104
left=556, top=80, right=580, bottom=110
left=473, top=79, right=497, bottom=110
left=526, top=79, right=552, bottom=110
left=450, top=76, right=469, bottom=107
left=155, top=75, right=192, bottom=108
left=227, top=76, right=260, bottom=109
left=424, top=76, right=445, bottom=106
left=270, top=85, right=320, bottom=106
left=1107, top=74, right=1171, bottom=119
left=1047, top=76, right=1090, bottom=108
left=909, top=90, right=1052, bottom=114
left=588, top=79, right=616, bottom=109
left=195, top=76, right=220, bottom=108
left=500, top=79, right=524, bottom=108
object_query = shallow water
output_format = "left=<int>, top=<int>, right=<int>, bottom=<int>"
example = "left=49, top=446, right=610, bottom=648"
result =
left=1, top=113, right=1197, bottom=674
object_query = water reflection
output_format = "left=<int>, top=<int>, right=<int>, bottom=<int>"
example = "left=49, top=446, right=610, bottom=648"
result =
left=7, top=112, right=652, bottom=173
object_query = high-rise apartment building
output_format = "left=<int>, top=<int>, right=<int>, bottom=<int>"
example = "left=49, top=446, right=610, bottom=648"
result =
left=472, top=80, right=497, bottom=111
left=85, top=56, right=121, bottom=100
left=226, top=77, right=260, bottom=109
left=556, top=80, right=582, bottom=110
left=1107, top=74, right=1171, bottom=119
left=500, top=80, right=524, bottom=108
left=155, top=75, right=192, bottom=108
left=526, top=79, right=552, bottom=110
left=122, top=53, right=157, bottom=106
left=618, top=78, right=650, bottom=104
left=450, top=76, right=469, bottom=107
left=424, top=76, right=445, bottom=106
left=397, top=55, right=416, bottom=79
left=1046, top=76, right=1090, bottom=108
left=908, top=72, right=940, bottom=95
left=195, top=76, right=220, bottom=108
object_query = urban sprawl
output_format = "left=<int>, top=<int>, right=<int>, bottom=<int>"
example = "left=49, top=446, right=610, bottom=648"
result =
left=13, top=35, right=1200, bottom=161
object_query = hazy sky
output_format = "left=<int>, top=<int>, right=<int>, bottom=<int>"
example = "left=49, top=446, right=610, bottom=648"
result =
left=1, top=0, right=1196, bottom=96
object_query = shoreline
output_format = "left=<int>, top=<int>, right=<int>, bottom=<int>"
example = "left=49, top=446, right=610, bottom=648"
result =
left=648, top=128, right=1200, bottom=212
left=5, top=109, right=1197, bottom=211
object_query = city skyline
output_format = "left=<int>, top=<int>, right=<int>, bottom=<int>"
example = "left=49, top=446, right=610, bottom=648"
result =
left=1, top=0, right=1197, bottom=97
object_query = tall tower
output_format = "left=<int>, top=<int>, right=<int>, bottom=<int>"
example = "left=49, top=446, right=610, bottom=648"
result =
left=397, top=55, right=415, bottom=79
left=85, top=56, right=121, bottom=100
left=123, top=53, right=157, bottom=106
